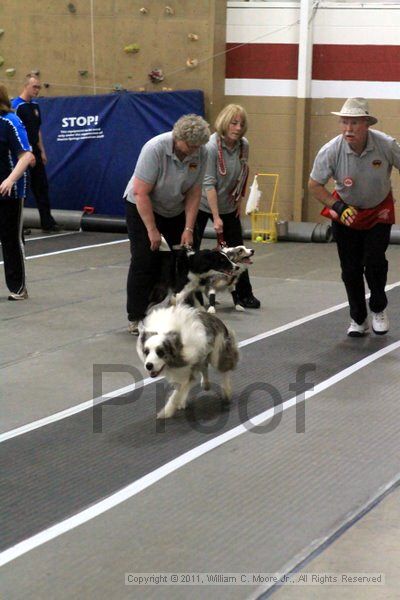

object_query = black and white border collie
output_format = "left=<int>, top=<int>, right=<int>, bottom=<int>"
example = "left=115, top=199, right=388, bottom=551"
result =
left=173, top=246, right=240, bottom=306
left=137, top=304, right=239, bottom=418
left=204, top=245, right=255, bottom=313
left=150, top=245, right=239, bottom=309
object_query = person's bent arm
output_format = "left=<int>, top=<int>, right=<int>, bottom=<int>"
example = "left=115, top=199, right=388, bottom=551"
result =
left=308, top=177, right=357, bottom=226
left=308, top=178, right=337, bottom=208
left=181, top=183, right=202, bottom=247
left=0, top=151, right=35, bottom=196
left=205, top=187, right=223, bottom=234
left=132, top=177, right=161, bottom=251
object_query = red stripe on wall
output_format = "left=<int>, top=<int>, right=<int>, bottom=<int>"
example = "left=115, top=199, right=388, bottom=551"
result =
left=226, top=43, right=400, bottom=81
left=313, top=45, right=400, bottom=81
left=226, top=43, right=299, bottom=79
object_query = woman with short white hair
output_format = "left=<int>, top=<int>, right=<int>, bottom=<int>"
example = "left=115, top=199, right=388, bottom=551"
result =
left=124, top=113, right=210, bottom=334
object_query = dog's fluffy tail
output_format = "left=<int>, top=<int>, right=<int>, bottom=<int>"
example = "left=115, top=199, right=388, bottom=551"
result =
left=219, top=325, right=239, bottom=372
left=199, top=312, right=239, bottom=372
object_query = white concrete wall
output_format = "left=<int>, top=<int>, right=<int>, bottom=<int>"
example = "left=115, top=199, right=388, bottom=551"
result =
left=226, top=1, right=400, bottom=98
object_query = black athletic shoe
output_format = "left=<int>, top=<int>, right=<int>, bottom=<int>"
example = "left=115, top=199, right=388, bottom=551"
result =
left=42, top=223, right=61, bottom=233
left=237, top=295, right=261, bottom=309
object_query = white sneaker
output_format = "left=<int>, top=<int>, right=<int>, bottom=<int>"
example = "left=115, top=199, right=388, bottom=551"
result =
left=371, top=310, right=389, bottom=335
left=128, top=320, right=139, bottom=335
left=347, top=319, right=369, bottom=337
left=8, top=288, right=28, bottom=301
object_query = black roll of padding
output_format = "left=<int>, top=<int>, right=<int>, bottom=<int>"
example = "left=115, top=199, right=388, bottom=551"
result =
left=24, top=208, right=400, bottom=244
left=80, top=213, right=128, bottom=233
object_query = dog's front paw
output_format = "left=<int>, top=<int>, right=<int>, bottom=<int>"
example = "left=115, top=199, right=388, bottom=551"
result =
left=235, top=304, right=245, bottom=312
left=157, top=405, right=176, bottom=419
left=207, top=306, right=216, bottom=314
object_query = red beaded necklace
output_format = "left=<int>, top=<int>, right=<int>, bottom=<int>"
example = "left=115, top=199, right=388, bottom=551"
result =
left=217, top=135, right=228, bottom=175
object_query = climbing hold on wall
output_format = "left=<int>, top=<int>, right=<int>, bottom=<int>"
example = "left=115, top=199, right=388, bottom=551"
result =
left=124, top=44, right=140, bottom=54
left=112, top=84, right=125, bottom=91
left=30, top=69, right=40, bottom=76
left=43, top=83, right=50, bottom=88
left=186, top=58, right=199, bottom=69
left=78, top=70, right=88, bottom=76
left=0, top=29, right=5, bottom=36
left=148, top=68, right=164, bottom=83
left=165, top=6, right=174, bottom=15
left=67, top=3, right=76, bottom=13
left=0, top=56, right=4, bottom=67
left=162, top=86, right=173, bottom=91
left=187, top=33, right=199, bottom=41
left=5, top=68, right=16, bottom=77
left=139, top=7, right=148, bottom=14
left=138, top=86, right=146, bottom=92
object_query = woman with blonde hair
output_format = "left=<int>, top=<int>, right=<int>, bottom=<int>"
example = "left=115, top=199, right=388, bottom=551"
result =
left=195, top=104, right=260, bottom=308
left=0, top=83, right=34, bottom=300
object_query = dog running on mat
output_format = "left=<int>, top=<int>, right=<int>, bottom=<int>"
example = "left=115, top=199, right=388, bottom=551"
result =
left=137, top=304, right=239, bottom=418
left=204, top=244, right=255, bottom=313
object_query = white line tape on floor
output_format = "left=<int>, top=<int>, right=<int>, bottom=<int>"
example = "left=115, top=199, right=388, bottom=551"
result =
left=0, top=238, right=129, bottom=266
left=25, top=231, right=79, bottom=242
left=26, top=238, right=129, bottom=260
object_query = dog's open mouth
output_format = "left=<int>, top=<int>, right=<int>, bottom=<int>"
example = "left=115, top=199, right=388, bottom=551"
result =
left=223, top=268, right=241, bottom=276
left=149, top=365, right=165, bottom=378
left=240, top=257, right=253, bottom=264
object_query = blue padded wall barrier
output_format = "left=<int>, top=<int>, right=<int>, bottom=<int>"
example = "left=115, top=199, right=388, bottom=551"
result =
left=27, top=90, right=205, bottom=216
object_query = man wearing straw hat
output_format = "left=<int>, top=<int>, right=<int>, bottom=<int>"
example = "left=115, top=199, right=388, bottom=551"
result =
left=309, top=98, right=400, bottom=337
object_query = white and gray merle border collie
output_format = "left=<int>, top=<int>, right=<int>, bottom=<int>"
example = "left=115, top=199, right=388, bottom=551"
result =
left=204, top=245, right=255, bottom=313
left=137, top=304, right=239, bottom=419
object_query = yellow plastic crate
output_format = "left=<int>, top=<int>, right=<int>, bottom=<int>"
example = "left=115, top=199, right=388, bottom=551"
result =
left=251, top=211, right=279, bottom=243
left=250, top=173, right=280, bottom=244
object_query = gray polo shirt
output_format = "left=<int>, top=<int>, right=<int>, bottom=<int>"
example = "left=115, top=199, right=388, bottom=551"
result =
left=200, top=132, right=249, bottom=214
left=310, top=129, right=400, bottom=208
left=124, top=131, right=207, bottom=218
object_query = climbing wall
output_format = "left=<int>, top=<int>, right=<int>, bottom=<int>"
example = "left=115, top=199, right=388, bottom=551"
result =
left=0, top=0, right=226, bottom=120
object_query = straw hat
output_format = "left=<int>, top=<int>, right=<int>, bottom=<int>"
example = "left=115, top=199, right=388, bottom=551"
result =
left=331, top=98, right=377, bottom=125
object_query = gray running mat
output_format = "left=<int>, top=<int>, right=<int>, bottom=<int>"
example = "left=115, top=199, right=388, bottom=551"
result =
left=1, top=288, right=399, bottom=552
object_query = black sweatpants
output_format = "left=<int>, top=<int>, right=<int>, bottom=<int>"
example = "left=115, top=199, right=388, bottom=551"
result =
left=29, top=148, right=55, bottom=229
left=0, top=196, right=26, bottom=294
left=332, top=221, right=392, bottom=324
left=194, top=209, right=253, bottom=299
left=126, top=202, right=185, bottom=321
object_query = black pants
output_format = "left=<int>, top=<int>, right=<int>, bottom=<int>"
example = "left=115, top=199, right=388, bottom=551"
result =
left=126, top=202, right=185, bottom=321
left=332, top=221, right=392, bottom=324
left=0, top=196, right=26, bottom=294
left=29, top=148, right=55, bottom=229
left=194, top=209, right=253, bottom=299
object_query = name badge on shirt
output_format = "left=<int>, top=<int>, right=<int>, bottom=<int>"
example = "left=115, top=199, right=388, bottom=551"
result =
left=343, top=177, right=354, bottom=187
